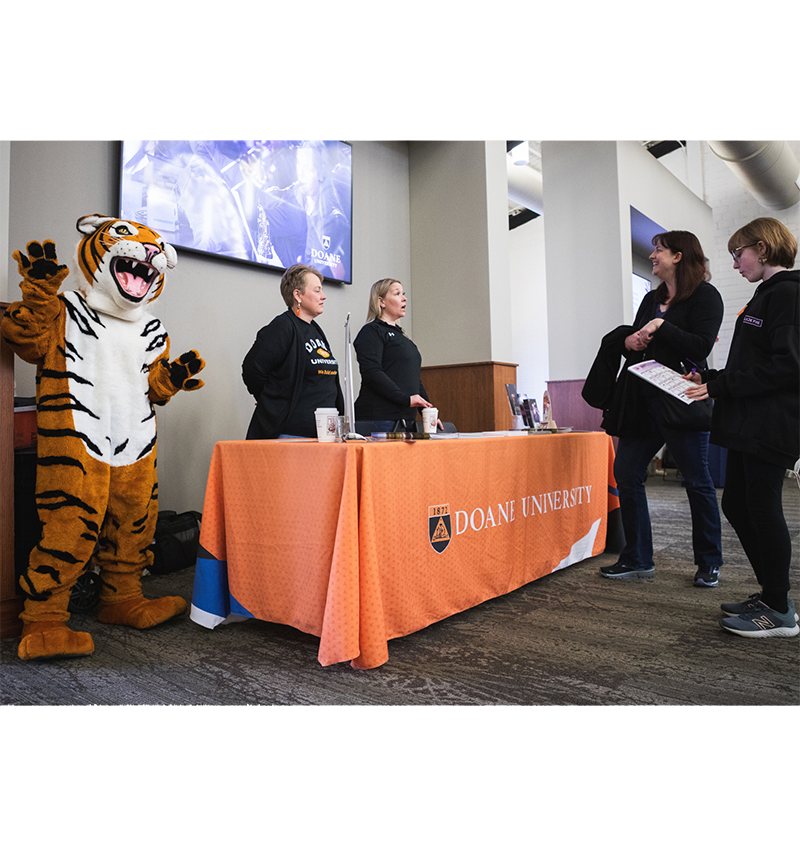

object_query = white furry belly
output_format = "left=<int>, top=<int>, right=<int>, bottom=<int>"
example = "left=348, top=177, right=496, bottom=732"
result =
left=64, top=295, right=164, bottom=466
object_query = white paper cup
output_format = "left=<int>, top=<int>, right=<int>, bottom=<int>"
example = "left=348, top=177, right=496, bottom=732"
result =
left=314, top=408, right=338, bottom=442
left=422, top=407, right=438, bottom=434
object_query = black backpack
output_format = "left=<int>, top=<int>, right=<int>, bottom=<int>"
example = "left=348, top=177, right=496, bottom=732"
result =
left=148, top=510, right=203, bottom=575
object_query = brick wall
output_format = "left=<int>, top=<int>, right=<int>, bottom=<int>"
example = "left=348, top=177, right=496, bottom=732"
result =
left=700, top=141, right=800, bottom=367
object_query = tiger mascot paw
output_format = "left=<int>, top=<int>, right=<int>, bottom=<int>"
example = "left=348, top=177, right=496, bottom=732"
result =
left=18, top=621, right=95, bottom=661
left=97, top=595, right=188, bottom=629
left=167, top=350, right=205, bottom=392
left=12, top=239, right=70, bottom=292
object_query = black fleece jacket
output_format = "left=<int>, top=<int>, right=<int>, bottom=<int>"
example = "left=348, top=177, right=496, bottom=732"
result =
left=583, top=281, right=723, bottom=437
left=353, top=319, right=429, bottom=421
left=703, top=269, right=799, bottom=468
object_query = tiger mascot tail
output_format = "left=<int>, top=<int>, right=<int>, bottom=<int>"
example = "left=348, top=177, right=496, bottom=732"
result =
left=1, top=214, right=205, bottom=660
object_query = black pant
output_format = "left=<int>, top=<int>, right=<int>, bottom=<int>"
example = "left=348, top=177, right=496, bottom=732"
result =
left=721, top=449, right=792, bottom=610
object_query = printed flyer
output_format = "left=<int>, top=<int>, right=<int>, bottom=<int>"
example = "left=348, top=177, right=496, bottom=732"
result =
left=628, top=360, right=695, bottom=403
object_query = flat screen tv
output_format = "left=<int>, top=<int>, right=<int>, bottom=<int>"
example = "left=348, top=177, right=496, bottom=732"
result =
left=119, top=140, right=353, bottom=284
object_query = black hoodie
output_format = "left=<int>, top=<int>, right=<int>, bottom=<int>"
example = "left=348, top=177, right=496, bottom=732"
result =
left=242, top=309, right=343, bottom=439
left=704, top=269, right=799, bottom=468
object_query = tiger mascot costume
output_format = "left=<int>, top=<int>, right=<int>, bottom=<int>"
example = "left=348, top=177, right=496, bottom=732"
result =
left=1, top=214, right=205, bottom=661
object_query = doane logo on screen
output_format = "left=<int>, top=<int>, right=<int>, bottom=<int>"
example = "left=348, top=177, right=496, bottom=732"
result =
left=428, top=485, right=593, bottom=553
left=310, top=236, right=342, bottom=267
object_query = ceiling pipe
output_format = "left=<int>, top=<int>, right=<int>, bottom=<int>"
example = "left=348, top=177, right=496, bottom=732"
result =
left=506, top=155, right=543, bottom=215
left=708, top=141, right=800, bottom=210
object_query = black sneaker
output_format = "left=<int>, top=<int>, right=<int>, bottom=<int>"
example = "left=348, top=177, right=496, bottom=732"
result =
left=694, top=568, right=720, bottom=588
left=600, top=561, right=654, bottom=580
left=720, top=600, right=800, bottom=638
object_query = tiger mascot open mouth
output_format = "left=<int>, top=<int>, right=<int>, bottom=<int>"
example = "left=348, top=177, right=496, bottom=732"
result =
left=1, top=213, right=205, bottom=661
left=113, top=256, right=158, bottom=300
left=76, top=216, right=176, bottom=314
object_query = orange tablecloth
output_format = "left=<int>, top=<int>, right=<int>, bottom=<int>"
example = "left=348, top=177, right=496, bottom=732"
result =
left=190, top=433, right=618, bottom=668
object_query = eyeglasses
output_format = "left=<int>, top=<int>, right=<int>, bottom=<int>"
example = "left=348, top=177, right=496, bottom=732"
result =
left=730, top=243, right=758, bottom=262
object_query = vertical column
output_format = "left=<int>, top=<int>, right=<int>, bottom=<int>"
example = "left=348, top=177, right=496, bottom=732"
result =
left=541, top=141, right=629, bottom=382
left=408, top=140, right=511, bottom=365
left=1, top=141, right=9, bottom=301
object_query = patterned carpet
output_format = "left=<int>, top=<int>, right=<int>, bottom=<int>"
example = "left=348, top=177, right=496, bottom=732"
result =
left=2, top=478, right=798, bottom=706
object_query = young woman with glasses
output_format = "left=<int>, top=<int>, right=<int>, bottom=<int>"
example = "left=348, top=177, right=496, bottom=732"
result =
left=686, top=217, right=799, bottom=637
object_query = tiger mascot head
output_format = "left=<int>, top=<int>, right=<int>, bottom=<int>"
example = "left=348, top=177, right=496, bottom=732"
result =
left=74, top=214, right=177, bottom=319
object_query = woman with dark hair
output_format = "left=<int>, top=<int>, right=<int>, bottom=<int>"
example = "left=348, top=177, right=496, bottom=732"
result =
left=593, top=230, right=725, bottom=584
left=242, top=263, right=343, bottom=439
left=353, top=278, right=434, bottom=433
left=686, top=217, right=799, bottom=637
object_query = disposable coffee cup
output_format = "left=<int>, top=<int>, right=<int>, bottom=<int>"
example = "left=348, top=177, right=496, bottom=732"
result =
left=422, top=407, right=438, bottom=434
left=314, top=408, right=338, bottom=442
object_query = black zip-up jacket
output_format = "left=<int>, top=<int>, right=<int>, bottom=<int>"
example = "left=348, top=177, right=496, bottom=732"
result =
left=703, top=269, right=799, bottom=468
left=353, top=319, right=429, bottom=421
left=583, top=281, right=723, bottom=437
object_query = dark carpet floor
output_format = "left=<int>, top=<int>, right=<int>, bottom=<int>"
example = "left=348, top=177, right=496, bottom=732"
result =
left=2, top=477, right=798, bottom=707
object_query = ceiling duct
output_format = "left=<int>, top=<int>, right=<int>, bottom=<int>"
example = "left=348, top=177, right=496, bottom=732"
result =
left=506, top=155, right=543, bottom=215
left=708, top=141, right=800, bottom=210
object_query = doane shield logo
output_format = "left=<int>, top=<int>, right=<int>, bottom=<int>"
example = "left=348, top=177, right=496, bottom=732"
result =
left=429, top=504, right=451, bottom=554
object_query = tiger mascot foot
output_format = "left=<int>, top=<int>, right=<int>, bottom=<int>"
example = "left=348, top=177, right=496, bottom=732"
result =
left=19, top=621, right=95, bottom=661
left=97, top=596, right=187, bottom=629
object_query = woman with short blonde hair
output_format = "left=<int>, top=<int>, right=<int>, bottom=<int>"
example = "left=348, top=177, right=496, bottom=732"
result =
left=243, top=264, right=342, bottom=438
left=727, top=217, right=798, bottom=270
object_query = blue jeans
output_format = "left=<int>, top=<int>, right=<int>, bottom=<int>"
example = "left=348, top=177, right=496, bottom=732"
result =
left=614, top=398, right=723, bottom=570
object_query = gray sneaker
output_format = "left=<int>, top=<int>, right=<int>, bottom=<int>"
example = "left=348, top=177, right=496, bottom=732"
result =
left=720, top=600, right=800, bottom=638
left=721, top=594, right=799, bottom=621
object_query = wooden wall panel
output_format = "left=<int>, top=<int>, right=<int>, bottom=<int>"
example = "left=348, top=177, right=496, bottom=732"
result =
left=421, top=361, right=517, bottom=432
left=1, top=304, right=24, bottom=638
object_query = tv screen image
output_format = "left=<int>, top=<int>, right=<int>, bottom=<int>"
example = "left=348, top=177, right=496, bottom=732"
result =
left=119, top=140, right=353, bottom=283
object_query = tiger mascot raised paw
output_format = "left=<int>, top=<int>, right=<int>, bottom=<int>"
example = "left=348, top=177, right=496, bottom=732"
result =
left=1, top=214, right=205, bottom=661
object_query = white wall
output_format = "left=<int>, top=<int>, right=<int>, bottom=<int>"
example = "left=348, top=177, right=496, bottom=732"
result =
left=4, top=140, right=413, bottom=512
left=541, top=141, right=627, bottom=382
left=408, top=141, right=512, bottom=365
left=0, top=142, right=9, bottom=305
left=484, top=141, right=514, bottom=364
left=6, top=141, right=118, bottom=398
left=508, top=215, right=549, bottom=405
left=700, top=140, right=800, bottom=366
left=541, top=141, right=715, bottom=382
